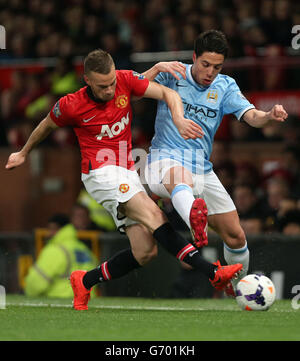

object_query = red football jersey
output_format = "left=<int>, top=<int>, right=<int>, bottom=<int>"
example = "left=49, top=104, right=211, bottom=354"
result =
left=50, top=70, right=149, bottom=174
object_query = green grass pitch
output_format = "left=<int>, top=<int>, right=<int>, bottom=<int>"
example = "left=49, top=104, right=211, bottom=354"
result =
left=1, top=295, right=299, bottom=341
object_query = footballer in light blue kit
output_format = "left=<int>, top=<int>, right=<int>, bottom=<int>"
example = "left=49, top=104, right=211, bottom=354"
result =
left=149, top=64, right=255, bottom=175
left=144, top=30, right=288, bottom=296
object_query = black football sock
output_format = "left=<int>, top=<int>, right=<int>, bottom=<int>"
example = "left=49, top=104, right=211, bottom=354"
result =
left=153, top=222, right=216, bottom=279
left=82, top=248, right=141, bottom=289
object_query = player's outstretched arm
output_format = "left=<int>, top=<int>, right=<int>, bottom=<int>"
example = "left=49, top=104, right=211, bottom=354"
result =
left=143, top=81, right=204, bottom=140
left=5, top=114, right=58, bottom=170
left=142, top=61, right=186, bottom=81
left=243, top=104, right=288, bottom=128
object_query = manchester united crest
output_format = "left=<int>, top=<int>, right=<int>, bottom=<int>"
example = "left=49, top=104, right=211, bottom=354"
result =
left=119, top=183, right=130, bottom=193
left=115, top=95, right=128, bottom=109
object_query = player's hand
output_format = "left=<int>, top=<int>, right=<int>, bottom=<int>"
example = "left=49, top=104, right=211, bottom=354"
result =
left=155, top=61, right=186, bottom=80
left=174, top=117, right=204, bottom=140
left=269, top=104, right=288, bottom=122
left=5, top=151, right=26, bottom=170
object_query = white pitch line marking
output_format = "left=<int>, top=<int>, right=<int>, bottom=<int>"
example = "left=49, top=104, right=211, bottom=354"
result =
left=6, top=301, right=291, bottom=312
left=6, top=301, right=208, bottom=311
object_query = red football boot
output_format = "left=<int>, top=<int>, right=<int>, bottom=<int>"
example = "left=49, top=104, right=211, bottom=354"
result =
left=210, top=260, right=243, bottom=291
left=189, top=198, right=208, bottom=248
left=70, top=270, right=91, bottom=310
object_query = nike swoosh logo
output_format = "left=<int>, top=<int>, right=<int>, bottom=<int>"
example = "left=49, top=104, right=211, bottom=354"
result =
left=176, top=81, right=186, bottom=87
left=83, top=115, right=96, bottom=123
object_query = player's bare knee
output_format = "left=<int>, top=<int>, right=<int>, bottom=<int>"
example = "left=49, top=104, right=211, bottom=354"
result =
left=142, top=245, right=158, bottom=265
left=146, top=204, right=168, bottom=229
left=224, top=228, right=246, bottom=249
left=134, top=245, right=158, bottom=266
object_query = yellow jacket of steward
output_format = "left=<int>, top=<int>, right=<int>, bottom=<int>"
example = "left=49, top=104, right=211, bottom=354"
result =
left=78, top=189, right=116, bottom=231
left=25, top=224, right=98, bottom=298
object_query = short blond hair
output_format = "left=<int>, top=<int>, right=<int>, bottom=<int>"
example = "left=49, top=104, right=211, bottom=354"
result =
left=84, top=49, right=114, bottom=75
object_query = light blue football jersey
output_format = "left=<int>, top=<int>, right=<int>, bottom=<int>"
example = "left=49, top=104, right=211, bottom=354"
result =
left=148, top=63, right=255, bottom=174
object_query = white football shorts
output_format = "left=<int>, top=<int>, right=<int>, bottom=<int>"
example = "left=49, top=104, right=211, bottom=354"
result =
left=145, top=158, right=236, bottom=216
left=82, top=165, right=147, bottom=233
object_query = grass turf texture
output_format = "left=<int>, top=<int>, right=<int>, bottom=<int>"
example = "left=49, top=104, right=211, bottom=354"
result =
left=1, top=295, right=299, bottom=341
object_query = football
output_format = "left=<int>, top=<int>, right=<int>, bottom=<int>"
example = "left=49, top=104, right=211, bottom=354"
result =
left=236, top=274, right=276, bottom=311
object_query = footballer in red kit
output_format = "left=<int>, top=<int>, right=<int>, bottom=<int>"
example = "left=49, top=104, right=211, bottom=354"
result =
left=50, top=70, right=149, bottom=174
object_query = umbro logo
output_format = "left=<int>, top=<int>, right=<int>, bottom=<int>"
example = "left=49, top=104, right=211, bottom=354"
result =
left=83, top=115, right=96, bottom=123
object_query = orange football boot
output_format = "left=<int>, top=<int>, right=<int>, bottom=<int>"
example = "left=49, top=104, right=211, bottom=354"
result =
left=210, top=260, right=243, bottom=291
left=70, top=270, right=91, bottom=310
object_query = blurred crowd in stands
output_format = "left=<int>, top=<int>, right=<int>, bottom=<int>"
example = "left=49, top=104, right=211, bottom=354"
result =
left=210, top=141, right=300, bottom=236
left=1, top=0, right=300, bottom=235
left=1, top=0, right=299, bottom=59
